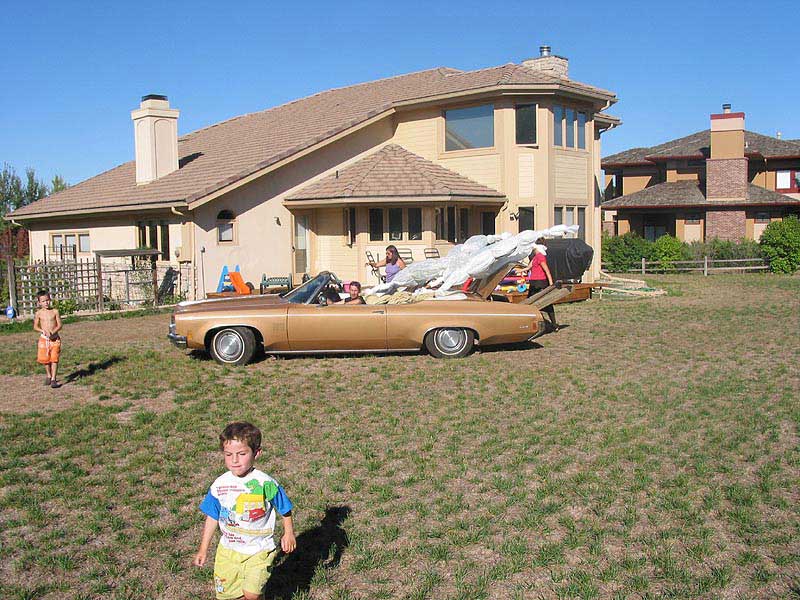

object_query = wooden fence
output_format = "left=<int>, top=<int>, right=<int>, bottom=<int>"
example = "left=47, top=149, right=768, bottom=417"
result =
left=6, top=258, right=193, bottom=317
left=603, top=257, right=769, bottom=276
left=12, top=259, right=100, bottom=315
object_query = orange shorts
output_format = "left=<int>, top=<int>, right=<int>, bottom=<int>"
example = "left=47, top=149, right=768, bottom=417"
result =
left=37, top=336, right=62, bottom=365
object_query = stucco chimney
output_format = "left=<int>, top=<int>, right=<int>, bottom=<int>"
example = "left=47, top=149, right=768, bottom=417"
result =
left=522, top=45, right=569, bottom=78
left=131, top=94, right=180, bottom=185
left=706, top=104, right=747, bottom=201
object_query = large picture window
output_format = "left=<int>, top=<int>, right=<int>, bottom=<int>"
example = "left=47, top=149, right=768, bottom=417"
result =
left=445, top=104, right=494, bottom=151
left=515, top=104, right=537, bottom=145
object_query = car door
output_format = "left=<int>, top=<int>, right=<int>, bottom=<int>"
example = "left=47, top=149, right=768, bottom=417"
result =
left=287, top=303, right=387, bottom=351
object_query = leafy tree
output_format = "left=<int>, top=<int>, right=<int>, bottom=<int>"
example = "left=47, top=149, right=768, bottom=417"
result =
left=50, top=174, right=69, bottom=194
left=760, top=216, right=800, bottom=274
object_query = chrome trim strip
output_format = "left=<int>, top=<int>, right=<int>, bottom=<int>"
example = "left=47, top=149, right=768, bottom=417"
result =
left=268, top=348, right=419, bottom=355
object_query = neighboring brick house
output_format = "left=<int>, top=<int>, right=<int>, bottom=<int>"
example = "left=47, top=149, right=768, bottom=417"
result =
left=602, top=106, right=800, bottom=242
left=7, top=46, right=619, bottom=297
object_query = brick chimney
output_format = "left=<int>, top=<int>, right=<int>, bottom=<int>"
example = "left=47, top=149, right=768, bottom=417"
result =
left=706, top=104, right=747, bottom=201
left=522, top=45, right=569, bottom=78
left=131, top=94, right=180, bottom=185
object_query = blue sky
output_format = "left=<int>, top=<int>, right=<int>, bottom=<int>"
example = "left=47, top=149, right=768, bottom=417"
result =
left=2, top=0, right=797, bottom=186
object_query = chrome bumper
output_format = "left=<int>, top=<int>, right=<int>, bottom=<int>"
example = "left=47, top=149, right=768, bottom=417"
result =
left=168, top=320, right=187, bottom=349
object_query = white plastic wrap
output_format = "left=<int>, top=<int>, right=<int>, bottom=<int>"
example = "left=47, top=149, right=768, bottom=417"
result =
left=365, top=225, right=579, bottom=298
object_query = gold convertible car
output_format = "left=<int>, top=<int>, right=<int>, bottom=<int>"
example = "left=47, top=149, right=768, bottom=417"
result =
left=168, top=271, right=561, bottom=364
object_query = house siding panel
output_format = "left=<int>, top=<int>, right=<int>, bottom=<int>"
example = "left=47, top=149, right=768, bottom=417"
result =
left=555, top=153, right=589, bottom=199
left=438, top=154, right=502, bottom=191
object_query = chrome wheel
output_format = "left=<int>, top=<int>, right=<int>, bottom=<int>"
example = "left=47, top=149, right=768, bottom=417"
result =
left=214, top=330, right=245, bottom=362
left=425, top=328, right=474, bottom=358
left=435, top=328, right=468, bottom=355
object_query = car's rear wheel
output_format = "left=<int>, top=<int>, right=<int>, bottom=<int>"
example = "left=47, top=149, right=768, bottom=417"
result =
left=209, top=327, right=257, bottom=366
left=425, top=328, right=474, bottom=359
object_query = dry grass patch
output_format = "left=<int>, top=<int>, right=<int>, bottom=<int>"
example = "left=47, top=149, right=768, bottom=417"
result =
left=0, top=275, right=798, bottom=599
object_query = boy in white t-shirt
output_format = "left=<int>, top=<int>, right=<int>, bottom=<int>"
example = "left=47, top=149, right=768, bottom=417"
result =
left=193, top=422, right=296, bottom=600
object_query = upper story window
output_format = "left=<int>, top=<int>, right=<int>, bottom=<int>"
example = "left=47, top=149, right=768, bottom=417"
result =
left=776, top=170, right=800, bottom=192
left=515, top=104, right=537, bottom=145
left=216, top=210, right=236, bottom=244
left=444, top=104, right=494, bottom=151
left=553, top=104, right=588, bottom=150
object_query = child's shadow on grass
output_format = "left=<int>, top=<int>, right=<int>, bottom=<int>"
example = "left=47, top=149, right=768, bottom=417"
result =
left=263, top=505, right=351, bottom=600
left=64, top=356, right=125, bottom=383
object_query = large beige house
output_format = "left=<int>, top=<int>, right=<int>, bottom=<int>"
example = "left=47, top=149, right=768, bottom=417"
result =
left=602, top=106, right=800, bottom=242
left=8, top=46, right=619, bottom=298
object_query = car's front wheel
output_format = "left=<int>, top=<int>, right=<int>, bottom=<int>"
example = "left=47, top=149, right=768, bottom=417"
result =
left=425, top=328, right=474, bottom=359
left=209, top=327, right=257, bottom=366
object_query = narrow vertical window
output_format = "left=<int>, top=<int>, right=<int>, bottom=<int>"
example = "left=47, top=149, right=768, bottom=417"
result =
left=349, top=208, right=357, bottom=245
left=515, top=104, right=537, bottom=145
left=388, top=208, right=403, bottom=241
left=408, top=208, right=422, bottom=241
left=554, top=206, right=563, bottom=226
left=458, top=208, right=469, bottom=242
left=78, top=234, right=90, bottom=253
left=481, top=211, right=495, bottom=235
left=447, top=206, right=456, bottom=242
left=565, top=109, right=575, bottom=148
left=217, top=211, right=235, bottom=243
left=577, top=112, right=586, bottom=150
left=435, top=208, right=444, bottom=240
left=519, top=206, right=535, bottom=231
left=577, top=207, right=586, bottom=241
left=369, top=208, right=384, bottom=242
left=553, top=105, right=563, bottom=146
left=160, top=221, right=170, bottom=260
left=137, top=223, right=147, bottom=247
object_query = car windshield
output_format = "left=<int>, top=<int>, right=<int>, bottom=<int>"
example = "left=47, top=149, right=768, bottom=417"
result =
left=283, top=273, right=341, bottom=304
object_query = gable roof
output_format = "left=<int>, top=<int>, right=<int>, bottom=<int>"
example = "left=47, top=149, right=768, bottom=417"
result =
left=603, top=130, right=800, bottom=168
left=285, top=144, right=504, bottom=204
left=10, top=63, right=616, bottom=220
left=601, top=180, right=800, bottom=209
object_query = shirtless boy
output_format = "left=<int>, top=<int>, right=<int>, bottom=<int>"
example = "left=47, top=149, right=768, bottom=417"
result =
left=33, top=290, right=63, bottom=388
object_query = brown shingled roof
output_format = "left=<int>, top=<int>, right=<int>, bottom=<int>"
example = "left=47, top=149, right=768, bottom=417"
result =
left=286, top=144, right=504, bottom=202
left=603, top=130, right=800, bottom=167
left=601, top=181, right=800, bottom=209
left=11, top=62, right=616, bottom=219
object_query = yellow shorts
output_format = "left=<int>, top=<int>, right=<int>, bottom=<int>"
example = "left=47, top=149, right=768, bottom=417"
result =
left=213, top=545, right=279, bottom=599
left=37, top=337, right=61, bottom=365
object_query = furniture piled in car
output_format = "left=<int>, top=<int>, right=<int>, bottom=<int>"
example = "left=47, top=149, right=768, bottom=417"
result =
left=363, top=225, right=581, bottom=303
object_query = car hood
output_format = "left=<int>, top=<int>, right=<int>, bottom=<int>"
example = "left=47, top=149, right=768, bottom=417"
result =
left=175, top=294, right=288, bottom=314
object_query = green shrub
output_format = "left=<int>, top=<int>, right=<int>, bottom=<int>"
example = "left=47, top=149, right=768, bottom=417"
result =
left=651, top=235, right=692, bottom=270
left=760, top=216, right=800, bottom=274
left=688, top=238, right=763, bottom=260
left=602, top=232, right=652, bottom=272
left=53, top=297, right=78, bottom=316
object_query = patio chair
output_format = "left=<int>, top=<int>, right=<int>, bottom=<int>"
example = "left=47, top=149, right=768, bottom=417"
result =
left=365, top=250, right=386, bottom=283
left=424, top=248, right=440, bottom=259
left=397, top=247, right=414, bottom=264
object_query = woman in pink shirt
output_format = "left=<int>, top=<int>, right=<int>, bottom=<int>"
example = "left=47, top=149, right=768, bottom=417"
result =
left=522, top=237, right=559, bottom=331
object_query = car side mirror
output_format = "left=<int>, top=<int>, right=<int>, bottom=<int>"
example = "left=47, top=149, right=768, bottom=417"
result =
left=318, top=293, right=328, bottom=306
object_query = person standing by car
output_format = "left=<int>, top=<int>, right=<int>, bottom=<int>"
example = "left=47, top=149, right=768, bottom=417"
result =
left=522, top=238, right=559, bottom=331
left=367, top=245, right=406, bottom=283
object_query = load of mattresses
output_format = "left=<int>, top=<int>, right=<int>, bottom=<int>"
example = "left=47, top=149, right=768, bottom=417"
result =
left=363, top=225, right=593, bottom=303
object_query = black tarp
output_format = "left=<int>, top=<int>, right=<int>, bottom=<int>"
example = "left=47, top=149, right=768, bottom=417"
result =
left=541, top=238, right=594, bottom=282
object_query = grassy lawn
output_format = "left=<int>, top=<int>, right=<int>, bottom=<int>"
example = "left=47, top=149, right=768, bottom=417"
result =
left=0, top=274, right=798, bottom=599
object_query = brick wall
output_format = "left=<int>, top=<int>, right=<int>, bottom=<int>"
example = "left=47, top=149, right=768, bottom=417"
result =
left=705, top=209, right=746, bottom=241
left=706, top=157, right=748, bottom=200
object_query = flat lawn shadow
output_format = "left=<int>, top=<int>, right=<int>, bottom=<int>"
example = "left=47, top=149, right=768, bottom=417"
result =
left=64, top=356, right=125, bottom=383
left=263, top=506, right=351, bottom=600
left=478, top=340, right=543, bottom=354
